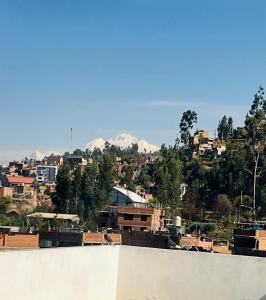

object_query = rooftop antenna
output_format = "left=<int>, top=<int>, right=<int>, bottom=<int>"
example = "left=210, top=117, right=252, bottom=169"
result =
left=70, top=127, right=73, bottom=154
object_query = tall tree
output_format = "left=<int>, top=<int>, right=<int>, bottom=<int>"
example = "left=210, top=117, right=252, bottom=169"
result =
left=81, top=161, right=99, bottom=219
left=245, top=87, right=266, bottom=218
left=179, top=110, right=197, bottom=145
left=97, top=152, right=116, bottom=210
left=227, top=117, right=233, bottom=137
left=154, top=147, right=183, bottom=213
left=71, top=166, right=84, bottom=217
left=217, top=115, right=228, bottom=140
left=53, top=164, right=72, bottom=213
left=120, top=165, right=136, bottom=192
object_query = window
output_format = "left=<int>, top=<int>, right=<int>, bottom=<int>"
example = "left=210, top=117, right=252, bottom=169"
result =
left=141, top=215, right=148, bottom=222
left=123, top=226, right=132, bottom=231
left=124, top=214, right=133, bottom=220
left=140, top=227, right=147, bottom=231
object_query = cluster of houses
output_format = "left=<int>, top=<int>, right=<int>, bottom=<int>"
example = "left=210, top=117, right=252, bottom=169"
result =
left=191, top=130, right=226, bottom=158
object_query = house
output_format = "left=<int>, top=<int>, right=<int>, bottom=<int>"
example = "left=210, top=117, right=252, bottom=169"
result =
left=97, top=187, right=165, bottom=231
left=112, top=186, right=152, bottom=208
left=115, top=206, right=165, bottom=231
left=191, top=130, right=209, bottom=146
left=1, top=175, right=35, bottom=193
left=65, top=155, right=87, bottom=167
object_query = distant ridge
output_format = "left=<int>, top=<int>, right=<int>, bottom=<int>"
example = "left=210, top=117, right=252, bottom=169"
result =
left=85, top=133, right=159, bottom=153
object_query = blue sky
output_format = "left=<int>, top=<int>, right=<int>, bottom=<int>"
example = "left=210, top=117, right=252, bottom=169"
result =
left=0, top=0, right=266, bottom=163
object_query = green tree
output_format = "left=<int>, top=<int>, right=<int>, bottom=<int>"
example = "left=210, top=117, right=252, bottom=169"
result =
left=228, top=117, right=233, bottom=137
left=120, top=165, right=136, bottom=192
left=97, top=152, right=116, bottom=209
left=71, top=166, right=84, bottom=217
left=245, top=87, right=266, bottom=217
left=179, top=110, right=197, bottom=145
left=217, top=115, right=228, bottom=140
left=154, top=147, right=183, bottom=213
left=0, top=197, right=10, bottom=215
left=81, top=161, right=99, bottom=219
left=53, top=164, right=72, bottom=213
left=136, top=165, right=151, bottom=192
left=216, top=194, right=232, bottom=221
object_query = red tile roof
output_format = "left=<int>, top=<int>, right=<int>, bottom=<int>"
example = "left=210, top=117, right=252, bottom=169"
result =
left=6, top=176, right=35, bottom=185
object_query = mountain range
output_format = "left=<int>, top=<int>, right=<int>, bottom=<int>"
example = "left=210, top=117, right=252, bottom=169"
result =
left=85, top=133, right=159, bottom=153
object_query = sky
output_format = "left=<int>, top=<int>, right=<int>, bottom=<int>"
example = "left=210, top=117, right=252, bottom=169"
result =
left=1, top=0, right=266, bottom=164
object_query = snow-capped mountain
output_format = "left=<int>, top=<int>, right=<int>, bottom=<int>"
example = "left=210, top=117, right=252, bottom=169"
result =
left=30, top=150, right=61, bottom=161
left=85, top=133, right=159, bottom=153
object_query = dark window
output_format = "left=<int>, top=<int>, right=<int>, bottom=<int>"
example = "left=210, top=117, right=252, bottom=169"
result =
left=123, top=226, right=132, bottom=231
left=141, top=215, right=148, bottom=222
left=124, top=214, right=133, bottom=220
left=234, top=237, right=256, bottom=249
left=140, top=227, right=147, bottom=231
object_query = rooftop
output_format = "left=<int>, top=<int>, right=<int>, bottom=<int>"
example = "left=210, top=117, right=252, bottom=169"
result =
left=6, top=176, right=35, bottom=185
left=113, top=186, right=149, bottom=204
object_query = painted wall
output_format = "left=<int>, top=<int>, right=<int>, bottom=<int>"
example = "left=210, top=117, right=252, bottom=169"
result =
left=1, top=245, right=266, bottom=300
left=117, top=246, right=266, bottom=300
left=0, top=246, right=119, bottom=300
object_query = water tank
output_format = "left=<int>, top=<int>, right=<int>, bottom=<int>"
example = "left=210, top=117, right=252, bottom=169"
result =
left=173, top=216, right=181, bottom=227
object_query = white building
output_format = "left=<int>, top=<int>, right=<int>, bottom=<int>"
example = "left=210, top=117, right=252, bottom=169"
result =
left=36, top=165, right=58, bottom=183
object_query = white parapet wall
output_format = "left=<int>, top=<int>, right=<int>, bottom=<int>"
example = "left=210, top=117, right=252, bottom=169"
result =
left=117, top=246, right=266, bottom=300
left=0, top=246, right=119, bottom=300
left=1, top=245, right=266, bottom=300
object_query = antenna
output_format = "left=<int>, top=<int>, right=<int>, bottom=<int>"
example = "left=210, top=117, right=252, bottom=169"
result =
left=70, top=128, right=73, bottom=154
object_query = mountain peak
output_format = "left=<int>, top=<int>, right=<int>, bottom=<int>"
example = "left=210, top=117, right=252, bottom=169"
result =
left=85, top=133, right=159, bottom=153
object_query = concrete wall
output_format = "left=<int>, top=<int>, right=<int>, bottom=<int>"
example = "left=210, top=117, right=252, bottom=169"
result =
left=117, top=246, right=266, bottom=300
left=1, top=245, right=266, bottom=300
left=0, top=246, right=119, bottom=300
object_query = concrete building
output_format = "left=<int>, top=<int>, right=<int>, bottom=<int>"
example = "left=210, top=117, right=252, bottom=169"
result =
left=36, top=165, right=58, bottom=183
left=97, top=187, right=165, bottom=231
left=97, top=206, right=165, bottom=231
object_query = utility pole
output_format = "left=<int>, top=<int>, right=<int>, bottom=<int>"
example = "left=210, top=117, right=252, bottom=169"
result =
left=70, top=127, right=73, bottom=154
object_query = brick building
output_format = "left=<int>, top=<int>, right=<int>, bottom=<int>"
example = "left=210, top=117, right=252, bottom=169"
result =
left=233, top=222, right=266, bottom=257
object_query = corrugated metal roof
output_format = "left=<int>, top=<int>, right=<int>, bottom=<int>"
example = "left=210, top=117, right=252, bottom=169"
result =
left=113, top=187, right=149, bottom=204
left=26, top=212, right=80, bottom=222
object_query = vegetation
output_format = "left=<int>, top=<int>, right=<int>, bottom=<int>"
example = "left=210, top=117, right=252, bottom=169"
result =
left=50, top=87, right=266, bottom=231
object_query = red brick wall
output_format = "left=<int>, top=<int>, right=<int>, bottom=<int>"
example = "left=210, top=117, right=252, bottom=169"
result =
left=83, top=232, right=105, bottom=244
left=107, top=233, right=121, bottom=244
left=3, top=234, right=39, bottom=248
